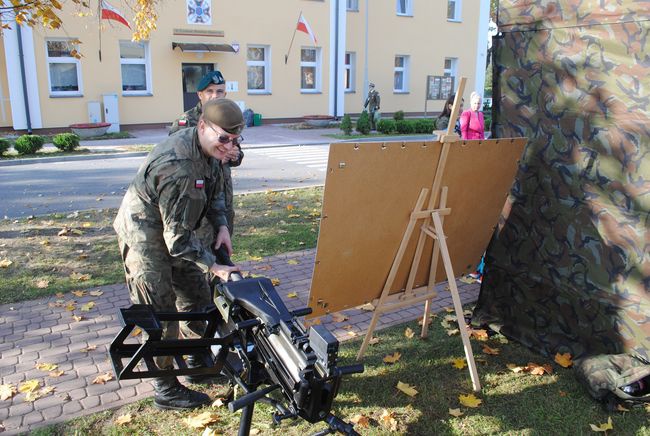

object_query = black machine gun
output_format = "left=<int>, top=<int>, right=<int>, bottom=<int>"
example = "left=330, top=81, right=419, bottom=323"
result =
left=109, top=249, right=364, bottom=436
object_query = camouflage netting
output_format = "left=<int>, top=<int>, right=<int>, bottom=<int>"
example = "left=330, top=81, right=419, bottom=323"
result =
left=473, top=0, right=649, bottom=360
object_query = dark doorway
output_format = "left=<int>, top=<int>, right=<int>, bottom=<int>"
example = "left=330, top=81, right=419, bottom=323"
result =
left=182, top=63, right=214, bottom=111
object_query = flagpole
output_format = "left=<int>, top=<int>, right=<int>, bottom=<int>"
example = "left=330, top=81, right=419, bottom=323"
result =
left=98, top=0, right=103, bottom=62
left=284, top=10, right=302, bottom=64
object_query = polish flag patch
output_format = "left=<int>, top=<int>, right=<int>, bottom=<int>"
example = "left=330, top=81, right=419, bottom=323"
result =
left=179, top=119, right=187, bottom=126
left=195, top=179, right=205, bottom=189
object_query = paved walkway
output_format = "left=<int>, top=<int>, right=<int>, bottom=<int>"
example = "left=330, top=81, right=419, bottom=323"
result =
left=0, top=248, right=480, bottom=435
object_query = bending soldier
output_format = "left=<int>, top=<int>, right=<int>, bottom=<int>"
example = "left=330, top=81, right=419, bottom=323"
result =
left=114, top=99, right=244, bottom=410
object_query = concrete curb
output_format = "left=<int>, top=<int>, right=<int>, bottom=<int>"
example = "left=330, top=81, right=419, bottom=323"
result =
left=0, top=151, right=149, bottom=167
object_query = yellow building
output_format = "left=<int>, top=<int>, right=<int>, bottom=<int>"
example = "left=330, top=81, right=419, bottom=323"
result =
left=0, top=0, right=489, bottom=130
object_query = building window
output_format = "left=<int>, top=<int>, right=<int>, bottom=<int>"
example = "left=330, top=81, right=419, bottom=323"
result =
left=300, top=47, right=321, bottom=93
left=396, top=0, right=412, bottom=16
left=45, top=39, right=82, bottom=96
left=393, top=55, right=409, bottom=92
left=447, top=0, right=462, bottom=21
left=120, top=41, right=151, bottom=95
left=344, top=52, right=356, bottom=92
left=247, top=45, right=271, bottom=93
left=346, top=0, right=358, bottom=11
left=444, top=57, right=458, bottom=89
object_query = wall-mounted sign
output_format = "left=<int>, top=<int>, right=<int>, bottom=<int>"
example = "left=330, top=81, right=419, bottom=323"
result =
left=187, top=0, right=211, bottom=25
left=426, top=75, right=455, bottom=100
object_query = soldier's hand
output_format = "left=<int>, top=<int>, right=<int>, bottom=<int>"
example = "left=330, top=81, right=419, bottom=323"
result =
left=210, top=263, right=240, bottom=282
left=224, top=147, right=240, bottom=162
left=214, top=225, right=233, bottom=257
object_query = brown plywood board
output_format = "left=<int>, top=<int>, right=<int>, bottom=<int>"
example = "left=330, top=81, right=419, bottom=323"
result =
left=308, top=138, right=527, bottom=317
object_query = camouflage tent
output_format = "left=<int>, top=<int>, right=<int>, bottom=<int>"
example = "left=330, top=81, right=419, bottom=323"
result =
left=473, top=0, right=649, bottom=361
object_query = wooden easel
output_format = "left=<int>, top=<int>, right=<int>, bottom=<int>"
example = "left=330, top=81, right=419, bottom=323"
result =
left=356, top=78, right=481, bottom=391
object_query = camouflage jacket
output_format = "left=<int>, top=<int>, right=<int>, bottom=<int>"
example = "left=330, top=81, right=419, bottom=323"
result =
left=113, top=128, right=226, bottom=272
left=169, top=101, right=244, bottom=167
left=364, top=90, right=381, bottom=112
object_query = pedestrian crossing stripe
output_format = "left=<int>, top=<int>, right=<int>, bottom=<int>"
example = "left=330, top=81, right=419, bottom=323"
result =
left=247, top=147, right=329, bottom=171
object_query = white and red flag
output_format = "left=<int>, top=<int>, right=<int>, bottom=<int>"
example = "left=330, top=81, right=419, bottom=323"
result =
left=101, top=0, right=131, bottom=29
left=296, top=13, right=317, bottom=45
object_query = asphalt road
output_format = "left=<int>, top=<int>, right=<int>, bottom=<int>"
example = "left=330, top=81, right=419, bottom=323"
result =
left=0, top=144, right=329, bottom=218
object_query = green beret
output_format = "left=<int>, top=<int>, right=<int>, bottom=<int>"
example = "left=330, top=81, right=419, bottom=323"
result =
left=197, top=70, right=225, bottom=91
left=202, top=99, right=244, bottom=134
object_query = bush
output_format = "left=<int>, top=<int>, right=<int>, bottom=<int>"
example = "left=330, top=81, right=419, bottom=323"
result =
left=0, top=138, right=10, bottom=156
left=393, top=110, right=405, bottom=121
left=484, top=114, right=492, bottom=131
left=395, top=119, right=415, bottom=134
left=53, top=133, right=80, bottom=151
left=413, top=119, right=435, bottom=134
left=356, top=111, right=371, bottom=135
left=376, top=119, right=396, bottom=134
left=340, top=114, right=353, bottom=136
left=14, top=135, right=44, bottom=155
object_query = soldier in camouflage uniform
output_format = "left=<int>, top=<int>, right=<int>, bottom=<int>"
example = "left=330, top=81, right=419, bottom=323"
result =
left=170, top=70, right=242, bottom=235
left=114, top=99, right=244, bottom=410
left=363, top=82, right=381, bottom=131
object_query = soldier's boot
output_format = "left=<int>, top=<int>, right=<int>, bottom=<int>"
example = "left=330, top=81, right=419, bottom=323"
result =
left=184, top=355, right=226, bottom=385
left=152, top=376, right=211, bottom=410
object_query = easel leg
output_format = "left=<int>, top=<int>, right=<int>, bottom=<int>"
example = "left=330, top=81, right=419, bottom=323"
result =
left=432, top=212, right=481, bottom=392
left=357, top=308, right=382, bottom=360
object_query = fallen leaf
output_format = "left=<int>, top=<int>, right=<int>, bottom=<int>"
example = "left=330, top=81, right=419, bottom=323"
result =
left=18, top=380, right=40, bottom=393
left=55, top=292, right=65, bottom=298
left=286, top=204, right=294, bottom=211
left=589, top=416, right=613, bottom=432
left=287, top=214, right=300, bottom=218
left=82, top=222, right=92, bottom=228
left=80, top=302, right=96, bottom=312
left=452, top=358, right=467, bottom=369
left=286, top=292, right=298, bottom=298
left=507, top=363, right=525, bottom=373
left=115, top=414, right=133, bottom=425
left=459, top=393, right=482, bottom=408
left=0, top=384, right=17, bottom=401
left=445, top=307, right=454, bottom=313
left=71, top=229, right=84, bottom=236
left=460, top=276, right=478, bottom=284
left=211, top=398, right=226, bottom=408
left=379, top=409, right=399, bottom=431
left=72, top=315, right=85, bottom=322
left=202, top=428, right=221, bottom=436
left=70, top=272, right=91, bottom=281
left=92, top=372, right=114, bottom=384
left=347, top=414, right=369, bottom=430
left=470, top=329, right=489, bottom=341
left=249, top=429, right=260, bottom=435
left=446, top=329, right=460, bottom=336
left=65, top=303, right=76, bottom=311
left=41, top=239, right=51, bottom=246
left=49, top=370, right=65, bottom=378
left=249, top=256, right=262, bottom=261
left=41, top=386, right=55, bottom=395
left=287, top=259, right=299, bottom=265
left=35, top=363, right=58, bottom=372
left=331, top=313, right=348, bottom=323
left=404, top=327, right=415, bottom=339
left=80, top=345, right=97, bottom=352
left=396, top=381, right=418, bottom=397
left=25, top=390, right=44, bottom=402
left=89, top=290, right=104, bottom=297
left=271, top=278, right=281, bottom=286
left=71, top=290, right=87, bottom=297
left=57, top=392, right=71, bottom=401
left=35, top=279, right=49, bottom=289
left=616, top=404, right=629, bottom=412
left=368, top=337, right=380, bottom=345
left=559, top=390, right=568, bottom=397
left=0, top=259, right=12, bottom=268
left=359, top=303, right=374, bottom=311
left=131, top=327, right=142, bottom=337
left=183, top=411, right=220, bottom=429
left=448, top=408, right=464, bottom=417
left=526, top=362, right=553, bottom=376
left=347, top=331, right=357, bottom=337
left=554, top=352, right=573, bottom=368
left=383, top=352, right=402, bottom=364
left=482, top=345, right=500, bottom=355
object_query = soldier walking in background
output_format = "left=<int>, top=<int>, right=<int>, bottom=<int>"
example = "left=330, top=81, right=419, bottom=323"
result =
left=114, top=99, right=244, bottom=410
left=364, top=82, right=381, bottom=131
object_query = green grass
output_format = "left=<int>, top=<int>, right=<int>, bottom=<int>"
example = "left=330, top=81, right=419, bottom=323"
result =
left=0, top=187, right=323, bottom=305
left=0, top=148, right=96, bottom=160
left=324, top=132, right=432, bottom=140
left=28, top=317, right=650, bottom=435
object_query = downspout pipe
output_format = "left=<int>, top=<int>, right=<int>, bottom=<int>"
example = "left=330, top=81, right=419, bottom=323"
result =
left=333, top=0, right=339, bottom=118
left=16, top=24, right=32, bottom=133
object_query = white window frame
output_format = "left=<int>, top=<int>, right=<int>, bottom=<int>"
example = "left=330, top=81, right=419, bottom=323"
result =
left=346, top=0, right=359, bottom=11
left=396, top=0, right=412, bottom=16
left=246, top=45, right=272, bottom=94
left=393, top=55, right=410, bottom=93
left=300, top=47, right=322, bottom=93
left=344, top=52, right=356, bottom=93
left=119, top=40, right=152, bottom=96
left=45, top=38, right=83, bottom=97
left=444, top=57, right=459, bottom=90
left=447, top=0, right=462, bottom=22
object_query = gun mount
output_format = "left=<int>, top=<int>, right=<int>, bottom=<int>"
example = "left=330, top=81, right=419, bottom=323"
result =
left=109, top=253, right=363, bottom=436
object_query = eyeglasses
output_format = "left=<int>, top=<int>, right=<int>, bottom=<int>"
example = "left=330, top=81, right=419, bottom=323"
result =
left=207, top=124, right=244, bottom=147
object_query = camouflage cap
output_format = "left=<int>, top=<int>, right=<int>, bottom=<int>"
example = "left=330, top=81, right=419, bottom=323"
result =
left=197, top=70, right=225, bottom=91
left=202, top=99, right=244, bottom=134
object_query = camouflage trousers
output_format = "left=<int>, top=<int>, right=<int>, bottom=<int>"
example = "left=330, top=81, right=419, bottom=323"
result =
left=118, top=238, right=211, bottom=370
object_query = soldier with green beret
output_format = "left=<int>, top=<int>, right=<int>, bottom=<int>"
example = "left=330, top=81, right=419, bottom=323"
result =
left=114, top=98, right=245, bottom=410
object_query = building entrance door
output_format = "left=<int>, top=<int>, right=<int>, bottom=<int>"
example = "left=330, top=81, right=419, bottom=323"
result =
left=182, top=63, right=214, bottom=111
